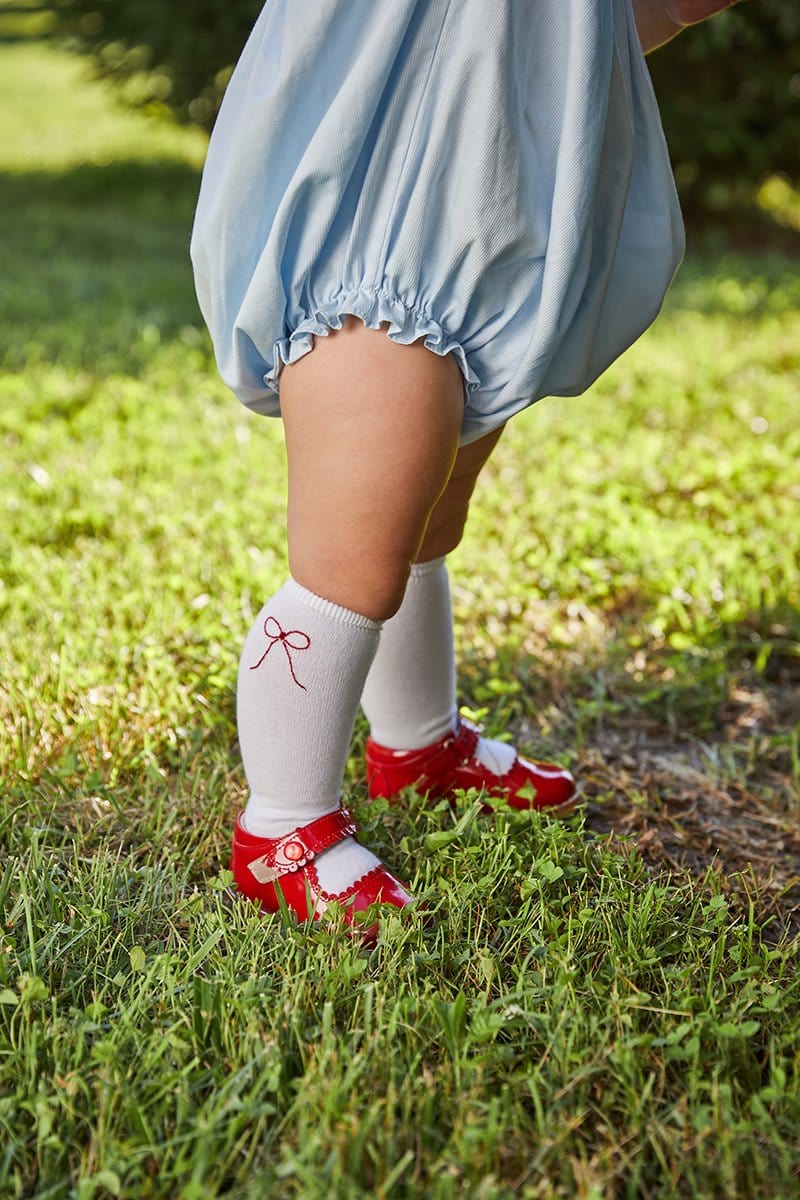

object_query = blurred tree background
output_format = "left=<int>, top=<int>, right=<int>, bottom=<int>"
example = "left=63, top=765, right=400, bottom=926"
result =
left=6, top=0, right=800, bottom=227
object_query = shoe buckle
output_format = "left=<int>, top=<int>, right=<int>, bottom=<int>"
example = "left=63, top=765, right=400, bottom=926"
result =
left=248, top=834, right=311, bottom=884
left=244, top=809, right=356, bottom=886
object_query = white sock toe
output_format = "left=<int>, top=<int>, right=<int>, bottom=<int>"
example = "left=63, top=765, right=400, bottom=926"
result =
left=474, top=736, right=517, bottom=776
left=313, top=837, right=383, bottom=894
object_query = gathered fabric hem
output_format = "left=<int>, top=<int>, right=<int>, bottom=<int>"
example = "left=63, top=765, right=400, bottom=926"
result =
left=264, top=288, right=483, bottom=401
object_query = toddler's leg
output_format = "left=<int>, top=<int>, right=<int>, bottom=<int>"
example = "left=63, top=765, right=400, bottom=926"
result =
left=234, top=316, right=464, bottom=923
left=360, top=429, right=503, bottom=749
left=362, top=430, right=577, bottom=813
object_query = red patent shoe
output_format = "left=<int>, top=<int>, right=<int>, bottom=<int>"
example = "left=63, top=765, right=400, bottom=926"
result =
left=366, top=717, right=578, bottom=815
left=230, top=805, right=414, bottom=940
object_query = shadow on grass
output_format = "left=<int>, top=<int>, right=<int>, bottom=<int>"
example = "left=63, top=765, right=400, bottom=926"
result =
left=0, top=160, right=207, bottom=375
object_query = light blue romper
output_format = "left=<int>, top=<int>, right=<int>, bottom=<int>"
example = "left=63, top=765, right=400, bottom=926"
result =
left=191, top=0, right=685, bottom=446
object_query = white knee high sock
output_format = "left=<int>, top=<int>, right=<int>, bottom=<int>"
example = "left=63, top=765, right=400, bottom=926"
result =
left=361, top=557, right=457, bottom=749
left=361, top=557, right=516, bottom=773
left=239, top=579, right=383, bottom=892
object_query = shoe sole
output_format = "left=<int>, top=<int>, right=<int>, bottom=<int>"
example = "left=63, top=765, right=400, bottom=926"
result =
left=537, top=792, right=581, bottom=817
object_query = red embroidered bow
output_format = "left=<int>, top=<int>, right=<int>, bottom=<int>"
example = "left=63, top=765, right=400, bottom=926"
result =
left=250, top=615, right=311, bottom=690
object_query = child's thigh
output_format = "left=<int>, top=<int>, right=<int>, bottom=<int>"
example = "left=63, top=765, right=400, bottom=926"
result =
left=280, top=316, right=465, bottom=616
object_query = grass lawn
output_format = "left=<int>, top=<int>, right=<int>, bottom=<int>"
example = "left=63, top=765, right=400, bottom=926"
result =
left=1, top=34, right=799, bottom=1200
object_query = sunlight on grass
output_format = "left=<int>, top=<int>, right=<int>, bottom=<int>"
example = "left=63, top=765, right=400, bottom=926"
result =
left=756, top=174, right=800, bottom=234
left=0, top=43, right=207, bottom=172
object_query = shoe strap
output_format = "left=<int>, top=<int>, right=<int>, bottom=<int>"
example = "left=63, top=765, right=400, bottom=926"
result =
left=435, top=717, right=480, bottom=769
left=454, top=716, right=481, bottom=749
left=246, top=806, right=359, bottom=886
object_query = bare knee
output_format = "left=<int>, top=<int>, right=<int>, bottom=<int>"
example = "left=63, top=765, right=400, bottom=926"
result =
left=290, top=550, right=412, bottom=622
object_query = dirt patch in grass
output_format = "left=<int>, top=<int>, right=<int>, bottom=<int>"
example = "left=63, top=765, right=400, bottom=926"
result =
left=578, top=678, right=800, bottom=940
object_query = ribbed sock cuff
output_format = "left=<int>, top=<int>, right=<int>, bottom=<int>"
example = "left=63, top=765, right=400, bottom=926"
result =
left=286, top=578, right=383, bottom=631
left=410, top=555, right=446, bottom=579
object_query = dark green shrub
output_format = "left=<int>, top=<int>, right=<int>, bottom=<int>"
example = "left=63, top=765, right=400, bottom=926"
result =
left=651, top=2, right=800, bottom=216
left=52, top=0, right=263, bottom=127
